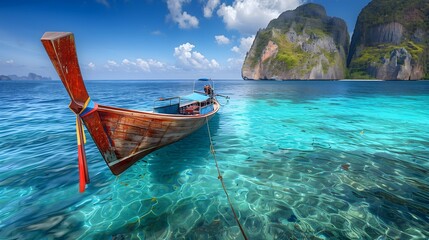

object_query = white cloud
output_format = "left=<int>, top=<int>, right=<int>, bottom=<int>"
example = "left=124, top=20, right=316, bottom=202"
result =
left=122, top=59, right=136, bottom=66
left=146, top=59, right=165, bottom=69
left=166, top=0, right=199, bottom=29
left=105, top=60, right=119, bottom=71
left=106, top=60, right=119, bottom=67
left=5, top=59, right=14, bottom=64
left=231, top=35, right=255, bottom=56
left=121, top=58, right=166, bottom=72
left=215, top=35, right=230, bottom=45
left=88, top=62, right=96, bottom=69
left=217, top=0, right=302, bottom=34
left=226, top=57, right=244, bottom=68
left=104, top=60, right=120, bottom=72
left=203, top=0, right=220, bottom=18
left=227, top=35, right=255, bottom=69
left=231, top=46, right=240, bottom=53
left=135, top=59, right=149, bottom=71
left=174, top=42, right=219, bottom=70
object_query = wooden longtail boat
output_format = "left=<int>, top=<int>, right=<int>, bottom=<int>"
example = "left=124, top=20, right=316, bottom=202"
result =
left=41, top=32, right=225, bottom=192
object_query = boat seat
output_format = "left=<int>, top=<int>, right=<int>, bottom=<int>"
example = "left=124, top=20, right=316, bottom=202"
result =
left=185, top=105, right=199, bottom=115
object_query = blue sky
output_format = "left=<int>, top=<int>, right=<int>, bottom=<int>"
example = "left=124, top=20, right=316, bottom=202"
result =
left=0, top=0, right=371, bottom=80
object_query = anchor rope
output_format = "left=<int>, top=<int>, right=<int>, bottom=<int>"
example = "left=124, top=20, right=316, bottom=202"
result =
left=205, top=117, right=248, bottom=240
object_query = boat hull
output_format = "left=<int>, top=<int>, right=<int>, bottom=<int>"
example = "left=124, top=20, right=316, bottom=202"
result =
left=81, top=102, right=220, bottom=175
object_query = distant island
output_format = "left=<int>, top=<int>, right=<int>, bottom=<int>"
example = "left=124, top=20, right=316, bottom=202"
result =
left=242, top=3, right=349, bottom=80
left=0, top=73, right=52, bottom=81
left=242, top=1, right=429, bottom=80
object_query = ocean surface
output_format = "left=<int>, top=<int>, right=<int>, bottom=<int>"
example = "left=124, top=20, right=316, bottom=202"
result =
left=0, top=79, right=428, bottom=239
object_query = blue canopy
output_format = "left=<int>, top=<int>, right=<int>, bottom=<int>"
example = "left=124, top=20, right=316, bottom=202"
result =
left=181, top=92, right=209, bottom=102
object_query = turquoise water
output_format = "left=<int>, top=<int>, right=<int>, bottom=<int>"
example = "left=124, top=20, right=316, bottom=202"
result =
left=0, top=80, right=428, bottom=239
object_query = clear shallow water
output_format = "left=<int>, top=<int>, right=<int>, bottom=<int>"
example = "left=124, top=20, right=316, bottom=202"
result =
left=0, top=80, right=428, bottom=239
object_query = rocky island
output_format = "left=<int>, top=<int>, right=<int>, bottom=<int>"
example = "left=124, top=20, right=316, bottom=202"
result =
left=242, top=0, right=429, bottom=80
left=242, top=3, right=349, bottom=80
left=0, top=73, right=52, bottom=81
left=347, top=0, right=429, bottom=80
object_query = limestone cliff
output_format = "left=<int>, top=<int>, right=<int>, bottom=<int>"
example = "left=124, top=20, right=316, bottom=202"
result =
left=347, top=0, right=429, bottom=80
left=242, top=4, right=349, bottom=80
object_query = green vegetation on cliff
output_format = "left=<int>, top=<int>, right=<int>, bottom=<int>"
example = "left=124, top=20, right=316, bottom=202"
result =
left=250, top=30, right=271, bottom=67
left=348, top=0, right=429, bottom=79
left=349, top=41, right=425, bottom=78
left=358, top=0, right=429, bottom=32
left=250, top=29, right=313, bottom=76
left=273, top=33, right=307, bottom=71
left=251, top=26, right=329, bottom=68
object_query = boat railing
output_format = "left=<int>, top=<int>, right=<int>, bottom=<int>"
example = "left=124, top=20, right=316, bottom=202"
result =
left=154, top=96, right=181, bottom=106
left=153, top=96, right=181, bottom=114
left=193, top=90, right=209, bottom=95
left=153, top=96, right=202, bottom=115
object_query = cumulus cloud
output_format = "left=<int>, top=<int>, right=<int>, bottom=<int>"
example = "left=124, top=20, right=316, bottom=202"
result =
left=122, top=59, right=136, bottom=66
left=226, top=57, right=244, bottom=68
left=227, top=35, right=255, bottom=69
left=217, top=0, right=302, bottom=34
left=203, top=0, right=220, bottom=18
left=167, top=0, right=199, bottom=29
left=135, top=59, right=149, bottom=72
left=105, top=60, right=119, bottom=71
left=174, top=42, right=219, bottom=70
left=103, top=58, right=168, bottom=72
left=121, top=58, right=166, bottom=72
left=231, top=35, right=255, bottom=56
left=88, top=62, right=96, bottom=69
left=215, top=35, right=230, bottom=45
left=5, top=59, right=14, bottom=64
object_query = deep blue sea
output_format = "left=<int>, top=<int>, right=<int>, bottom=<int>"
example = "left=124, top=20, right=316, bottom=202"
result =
left=0, top=80, right=428, bottom=239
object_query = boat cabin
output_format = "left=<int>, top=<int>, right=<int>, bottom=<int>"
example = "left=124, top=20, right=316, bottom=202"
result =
left=153, top=90, right=215, bottom=116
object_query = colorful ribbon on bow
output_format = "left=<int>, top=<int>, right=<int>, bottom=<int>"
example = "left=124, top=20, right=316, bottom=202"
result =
left=73, top=97, right=98, bottom=192
left=76, top=115, right=89, bottom=192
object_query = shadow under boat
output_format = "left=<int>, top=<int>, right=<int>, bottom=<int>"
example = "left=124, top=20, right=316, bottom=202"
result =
left=146, top=114, right=221, bottom=184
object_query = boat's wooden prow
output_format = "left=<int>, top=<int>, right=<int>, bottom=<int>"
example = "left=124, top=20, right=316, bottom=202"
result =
left=41, top=32, right=119, bottom=180
left=41, top=32, right=89, bottom=114
left=41, top=32, right=73, bottom=41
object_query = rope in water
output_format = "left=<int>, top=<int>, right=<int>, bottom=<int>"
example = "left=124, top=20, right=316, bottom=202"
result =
left=205, top=117, right=248, bottom=240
